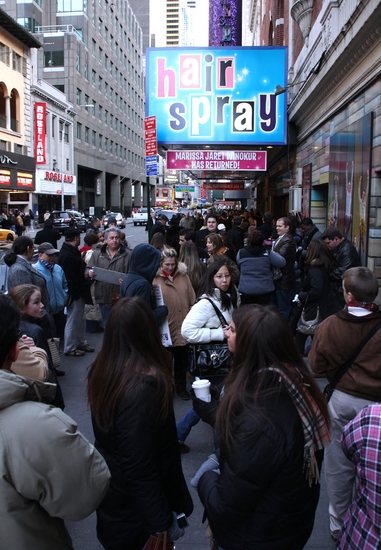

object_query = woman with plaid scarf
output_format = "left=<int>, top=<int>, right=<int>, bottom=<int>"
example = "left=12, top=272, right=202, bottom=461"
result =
left=197, top=305, right=330, bottom=550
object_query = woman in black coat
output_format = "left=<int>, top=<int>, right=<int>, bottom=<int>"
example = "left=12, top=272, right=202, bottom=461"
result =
left=295, top=239, right=335, bottom=355
left=197, top=305, right=330, bottom=550
left=87, top=297, right=193, bottom=550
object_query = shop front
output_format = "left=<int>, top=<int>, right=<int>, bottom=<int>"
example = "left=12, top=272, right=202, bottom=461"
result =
left=0, top=151, right=36, bottom=216
left=35, top=168, right=77, bottom=223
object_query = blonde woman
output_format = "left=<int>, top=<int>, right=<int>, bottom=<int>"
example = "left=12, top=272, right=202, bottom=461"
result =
left=153, top=248, right=195, bottom=400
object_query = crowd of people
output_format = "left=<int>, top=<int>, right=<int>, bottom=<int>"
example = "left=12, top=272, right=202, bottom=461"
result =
left=0, top=206, right=380, bottom=550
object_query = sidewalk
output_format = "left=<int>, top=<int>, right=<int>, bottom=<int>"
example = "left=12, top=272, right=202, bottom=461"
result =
left=60, top=332, right=336, bottom=549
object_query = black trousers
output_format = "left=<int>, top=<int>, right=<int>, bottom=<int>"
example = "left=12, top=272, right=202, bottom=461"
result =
left=171, top=345, right=189, bottom=392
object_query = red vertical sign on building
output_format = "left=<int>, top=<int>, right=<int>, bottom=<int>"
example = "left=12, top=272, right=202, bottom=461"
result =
left=34, top=102, right=46, bottom=165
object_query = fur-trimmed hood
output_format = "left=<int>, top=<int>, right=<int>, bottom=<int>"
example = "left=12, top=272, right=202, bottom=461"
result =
left=156, top=261, right=188, bottom=278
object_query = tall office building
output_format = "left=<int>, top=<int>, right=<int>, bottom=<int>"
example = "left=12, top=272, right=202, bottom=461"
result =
left=150, top=0, right=208, bottom=48
left=1, top=0, right=147, bottom=216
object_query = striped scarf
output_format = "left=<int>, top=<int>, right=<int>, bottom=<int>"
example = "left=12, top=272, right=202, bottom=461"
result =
left=267, top=365, right=331, bottom=486
left=39, top=258, right=54, bottom=272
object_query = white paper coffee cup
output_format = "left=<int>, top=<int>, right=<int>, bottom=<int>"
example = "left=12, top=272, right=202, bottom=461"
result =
left=192, top=379, right=211, bottom=402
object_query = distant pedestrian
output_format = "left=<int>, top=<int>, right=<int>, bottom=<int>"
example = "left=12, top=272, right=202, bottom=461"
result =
left=34, top=219, right=60, bottom=249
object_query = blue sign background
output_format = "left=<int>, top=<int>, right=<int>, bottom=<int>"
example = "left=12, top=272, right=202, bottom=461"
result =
left=146, top=47, right=288, bottom=146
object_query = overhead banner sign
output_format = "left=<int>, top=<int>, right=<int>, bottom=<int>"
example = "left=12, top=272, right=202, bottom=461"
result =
left=167, top=150, right=267, bottom=171
left=145, top=116, right=158, bottom=176
left=146, top=47, right=288, bottom=146
left=203, top=181, right=244, bottom=190
left=34, top=102, right=46, bottom=164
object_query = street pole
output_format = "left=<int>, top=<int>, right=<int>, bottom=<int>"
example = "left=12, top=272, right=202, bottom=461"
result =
left=146, top=176, right=152, bottom=242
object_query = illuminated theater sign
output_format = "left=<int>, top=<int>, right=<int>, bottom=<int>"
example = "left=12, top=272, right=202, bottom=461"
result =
left=146, top=47, right=288, bottom=146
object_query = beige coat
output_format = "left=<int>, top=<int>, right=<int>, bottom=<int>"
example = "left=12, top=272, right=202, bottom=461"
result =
left=153, top=262, right=195, bottom=347
left=11, top=340, right=49, bottom=382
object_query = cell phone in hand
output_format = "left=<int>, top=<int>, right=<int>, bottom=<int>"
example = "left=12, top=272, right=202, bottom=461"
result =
left=177, top=513, right=189, bottom=529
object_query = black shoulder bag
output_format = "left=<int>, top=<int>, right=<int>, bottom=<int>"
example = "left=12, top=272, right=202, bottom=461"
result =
left=324, top=319, right=381, bottom=402
left=189, top=298, right=232, bottom=379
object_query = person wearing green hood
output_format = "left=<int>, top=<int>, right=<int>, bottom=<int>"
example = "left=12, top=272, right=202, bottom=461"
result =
left=121, top=243, right=168, bottom=325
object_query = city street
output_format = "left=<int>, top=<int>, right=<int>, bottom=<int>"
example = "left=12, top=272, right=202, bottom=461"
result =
left=54, top=219, right=335, bottom=550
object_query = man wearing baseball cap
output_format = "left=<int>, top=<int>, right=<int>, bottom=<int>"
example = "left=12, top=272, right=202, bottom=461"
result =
left=36, top=243, right=68, bottom=364
left=151, top=213, right=168, bottom=238
left=57, top=228, right=94, bottom=356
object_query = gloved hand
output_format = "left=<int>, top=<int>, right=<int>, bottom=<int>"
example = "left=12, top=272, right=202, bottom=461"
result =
left=167, top=511, right=185, bottom=542
left=190, top=386, right=220, bottom=426
left=156, top=305, right=168, bottom=320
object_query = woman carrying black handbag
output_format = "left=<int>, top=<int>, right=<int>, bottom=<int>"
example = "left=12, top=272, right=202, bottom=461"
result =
left=176, top=259, right=239, bottom=453
left=295, top=239, right=335, bottom=355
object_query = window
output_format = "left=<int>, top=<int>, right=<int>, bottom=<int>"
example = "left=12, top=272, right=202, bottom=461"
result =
left=92, top=39, right=96, bottom=56
left=85, top=127, right=89, bottom=143
left=110, top=113, right=113, bottom=127
left=104, top=83, right=108, bottom=97
left=99, top=134, right=102, bottom=148
left=92, top=69, right=96, bottom=85
left=98, top=18, right=102, bottom=34
left=84, top=62, right=88, bottom=79
left=110, top=88, right=113, bottom=102
left=104, top=110, right=108, bottom=124
left=84, top=94, right=89, bottom=107
left=99, top=105, right=102, bottom=119
left=51, top=115, right=56, bottom=138
left=92, top=130, right=96, bottom=146
left=98, top=75, right=102, bottom=91
left=43, top=50, right=64, bottom=68
left=110, top=140, right=113, bottom=154
left=99, top=47, right=102, bottom=64
left=104, top=54, right=108, bottom=69
left=76, top=88, right=81, bottom=105
left=0, top=43, right=10, bottom=65
left=104, top=137, right=108, bottom=152
left=77, top=122, right=82, bottom=139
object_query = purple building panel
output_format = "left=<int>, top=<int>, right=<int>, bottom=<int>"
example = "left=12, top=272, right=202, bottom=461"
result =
left=209, top=0, right=242, bottom=46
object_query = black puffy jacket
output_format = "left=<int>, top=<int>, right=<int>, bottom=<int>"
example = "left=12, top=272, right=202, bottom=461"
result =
left=273, top=233, right=296, bottom=291
left=92, top=375, right=193, bottom=550
left=198, top=389, right=323, bottom=550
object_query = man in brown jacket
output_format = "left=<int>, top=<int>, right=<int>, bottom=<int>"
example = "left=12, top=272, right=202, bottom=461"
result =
left=309, top=266, right=381, bottom=541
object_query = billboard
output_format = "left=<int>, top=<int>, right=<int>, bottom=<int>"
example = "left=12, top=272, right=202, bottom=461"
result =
left=146, top=47, right=288, bottom=146
left=167, top=150, right=267, bottom=170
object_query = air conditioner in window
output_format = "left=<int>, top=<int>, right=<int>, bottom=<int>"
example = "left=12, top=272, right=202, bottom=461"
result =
left=289, top=186, right=302, bottom=213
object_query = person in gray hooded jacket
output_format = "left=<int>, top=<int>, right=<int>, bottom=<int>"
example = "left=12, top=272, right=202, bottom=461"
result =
left=120, top=243, right=168, bottom=325
left=0, top=294, right=110, bottom=550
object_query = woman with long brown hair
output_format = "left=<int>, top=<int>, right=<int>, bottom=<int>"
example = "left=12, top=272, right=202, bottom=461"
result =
left=87, top=297, right=193, bottom=550
left=197, top=305, right=330, bottom=550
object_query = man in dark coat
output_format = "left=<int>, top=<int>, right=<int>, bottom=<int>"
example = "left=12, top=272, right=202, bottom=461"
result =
left=257, top=212, right=274, bottom=240
left=271, top=217, right=297, bottom=319
left=227, top=216, right=245, bottom=253
left=299, top=218, right=322, bottom=275
left=196, top=214, right=219, bottom=249
left=120, top=243, right=168, bottom=325
left=34, top=219, right=60, bottom=249
left=321, top=227, right=359, bottom=312
left=57, top=228, right=94, bottom=356
left=151, top=214, right=168, bottom=238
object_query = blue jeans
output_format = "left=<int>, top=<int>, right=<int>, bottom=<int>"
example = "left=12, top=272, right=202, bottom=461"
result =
left=176, top=407, right=200, bottom=443
left=99, top=303, right=112, bottom=327
left=271, top=289, right=294, bottom=320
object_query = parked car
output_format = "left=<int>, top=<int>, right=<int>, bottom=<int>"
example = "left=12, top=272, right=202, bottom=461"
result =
left=102, top=212, right=125, bottom=229
left=154, top=209, right=182, bottom=222
left=50, top=211, right=76, bottom=235
left=0, top=228, right=16, bottom=241
left=132, top=207, right=154, bottom=226
left=65, top=210, right=87, bottom=232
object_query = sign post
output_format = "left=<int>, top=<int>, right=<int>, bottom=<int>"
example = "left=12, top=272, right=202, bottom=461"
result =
left=145, top=116, right=157, bottom=242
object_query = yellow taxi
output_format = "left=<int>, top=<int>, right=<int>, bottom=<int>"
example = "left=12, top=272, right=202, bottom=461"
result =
left=0, top=228, right=16, bottom=241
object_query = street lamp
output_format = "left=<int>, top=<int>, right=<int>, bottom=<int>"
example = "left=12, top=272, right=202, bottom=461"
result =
left=60, top=104, right=94, bottom=210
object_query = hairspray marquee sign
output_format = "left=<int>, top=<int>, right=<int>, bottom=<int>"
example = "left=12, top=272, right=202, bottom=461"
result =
left=146, top=47, right=288, bottom=146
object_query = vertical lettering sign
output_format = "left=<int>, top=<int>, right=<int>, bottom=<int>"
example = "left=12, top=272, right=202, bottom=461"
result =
left=34, top=103, right=46, bottom=164
left=146, top=47, right=288, bottom=146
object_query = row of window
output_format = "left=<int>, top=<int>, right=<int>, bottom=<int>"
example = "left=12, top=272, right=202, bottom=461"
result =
left=0, top=44, right=27, bottom=76
left=75, top=122, right=144, bottom=167
left=75, top=89, right=144, bottom=131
